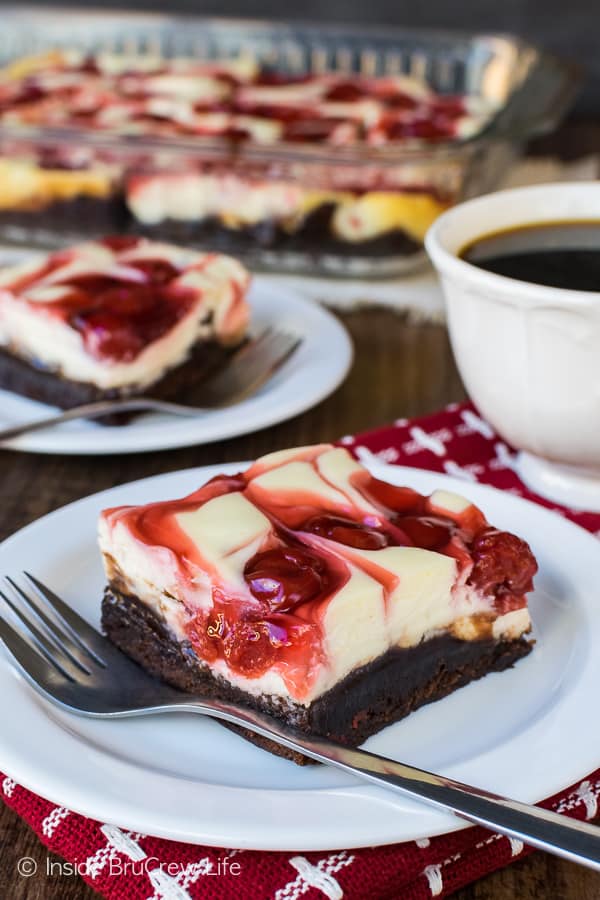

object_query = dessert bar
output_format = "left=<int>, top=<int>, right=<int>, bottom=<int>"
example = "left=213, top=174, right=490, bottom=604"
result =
left=100, top=444, right=537, bottom=762
left=0, top=236, right=250, bottom=418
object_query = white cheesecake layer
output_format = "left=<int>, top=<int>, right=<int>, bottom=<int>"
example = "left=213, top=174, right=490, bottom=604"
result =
left=126, top=171, right=448, bottom=242
left=127, top=172, right=303, bottom=228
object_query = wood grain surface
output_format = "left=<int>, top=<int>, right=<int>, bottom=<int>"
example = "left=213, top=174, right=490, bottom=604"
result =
left=1, top=125, right=600, bottom=898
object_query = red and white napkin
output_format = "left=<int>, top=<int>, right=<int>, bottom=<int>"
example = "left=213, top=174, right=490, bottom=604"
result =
left=2, top=402, right=600, bottom=900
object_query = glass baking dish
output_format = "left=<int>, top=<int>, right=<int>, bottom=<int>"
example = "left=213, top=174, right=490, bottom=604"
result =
left=0, top=8, right=579, bottom=277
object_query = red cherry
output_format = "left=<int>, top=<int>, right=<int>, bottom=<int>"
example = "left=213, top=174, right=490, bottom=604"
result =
left=325, top=81, right=366, bottom=102
left=186, top=612, right=221, bottom=664
left=223, top=620, right=277, bottom=676
left=395, top=515, right=453, bottom=550
left=468, top=529, right=538, bottom=602
left=303, top=514, right=389, bottom=550
left=244, top=546, right=328, bottom=610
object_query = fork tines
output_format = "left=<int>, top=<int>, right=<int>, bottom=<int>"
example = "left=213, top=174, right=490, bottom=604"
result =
left=0, top=573, right=107, bottom=682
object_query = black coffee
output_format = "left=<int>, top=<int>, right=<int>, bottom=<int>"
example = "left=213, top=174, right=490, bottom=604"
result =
left=461, top=221, right=600, bottom=291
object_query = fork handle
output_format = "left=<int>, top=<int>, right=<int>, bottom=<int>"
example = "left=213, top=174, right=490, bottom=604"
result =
left=0, top=398, right=209, bottom=442
left=176, top=699, right=600, bottom=870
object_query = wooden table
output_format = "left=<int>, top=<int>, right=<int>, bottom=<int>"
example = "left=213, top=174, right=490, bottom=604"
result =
left=1, top=173, right=600, bottom=900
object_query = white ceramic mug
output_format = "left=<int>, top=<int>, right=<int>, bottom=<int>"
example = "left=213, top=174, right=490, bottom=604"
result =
left=425, top=182, right=600, bottom=511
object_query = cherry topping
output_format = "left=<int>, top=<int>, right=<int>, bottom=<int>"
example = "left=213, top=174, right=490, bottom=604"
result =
left=79, top=56, right=101, bottom=75
left=69, top=277, right=194, bottom=362
left=27, top=244, right=197, bottom=363
left=9, top=250, right=75, bottom=293
left=303, top=514, right=389, bottom=550
left=395, top=515, right=453, bottom=550
left=37, top=145, right=90, bottom=171
left=282, top=117, right=343, bottom=142
left=100, top=235, right=143, bottom=252
left=10, top=83, right=46, bottom=107
left=128, top=258, right=180, bottom=283
left=325, top=81, right=367, bottom=102
left=379, top=91, right=418, bottom=110
left=187, top=612, right=221, bottom=663
left=244, top=546, right=329, bottom=610
left=468, top=529, right=538, bottom=604
left=431, top=96, right=466, bottom=119
left=220, top=126, right=252, bottom=142
left=361, top=475, right=424, bottom=515
left=186, top=603, right=319, bottom=681
left=202, top=473, right=246, bottom=493
left=255, top=72, right=313, bottom=86
left=223, top=620, right=278, bottom=675
left=232, top=98, right=308, bottom=120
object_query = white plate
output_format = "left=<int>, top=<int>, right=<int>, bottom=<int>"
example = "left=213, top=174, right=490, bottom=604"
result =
left=0, top=279, right=352, bottom=455
left=1, top=459, right=599, bottom=851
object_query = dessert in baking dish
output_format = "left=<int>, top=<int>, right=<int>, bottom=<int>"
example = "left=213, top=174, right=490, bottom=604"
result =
left=0, top=236, right=250, bottom=415
left=99, top=444, right=537, bottom=762
left=0, top=51, right=496, bottom=266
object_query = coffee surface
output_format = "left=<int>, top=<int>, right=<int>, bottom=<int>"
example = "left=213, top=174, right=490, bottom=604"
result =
left=461, top=222, right=600, bottom=291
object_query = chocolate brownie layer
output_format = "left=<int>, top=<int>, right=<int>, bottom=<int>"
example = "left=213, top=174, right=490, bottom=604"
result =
left=138, top=204, right=422, bottom=259
left=101, top=587, right=533, bottom=765
left=0, top=195, right=421, bottom=262
left=0, top=195, right=129, bottom=240
left=0, top=338, right=237, bottom=425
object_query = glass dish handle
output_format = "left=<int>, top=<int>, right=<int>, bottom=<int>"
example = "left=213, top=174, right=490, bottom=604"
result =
left=494, top=53, right=582, bottom=142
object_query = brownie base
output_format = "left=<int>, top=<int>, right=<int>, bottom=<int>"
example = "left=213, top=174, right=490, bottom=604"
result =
left=101, top=586, right=533, bottom=765
left=0, top=338, right=237, bottom=425
left=0, top=195, right=129, bottom=239
left=0, top=195, right=421, bottom=261
left=137, top=204, right=422, bottom=259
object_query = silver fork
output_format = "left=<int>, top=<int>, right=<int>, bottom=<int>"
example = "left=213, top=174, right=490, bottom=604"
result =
left=1, top=572, right=600, bottom=871
left=0, top=329, right=301, bottom=443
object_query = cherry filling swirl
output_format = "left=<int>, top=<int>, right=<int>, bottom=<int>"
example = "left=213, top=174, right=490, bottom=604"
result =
left=301, top=510, right=454, bottom=553
left=302, top=514, right=390, bottom=550
left=21, top=243, right=199, bottom=363
left=243, top=545, right=330, bottom=611
left=188, top=604, right=319, bottom=679
left=394, top=515, right=454, bottom=551
left=358, top=475, right=425, bottom=516
left=187, top=545, right=333, bottom=681
left=71, top=288, right=195, bottom=362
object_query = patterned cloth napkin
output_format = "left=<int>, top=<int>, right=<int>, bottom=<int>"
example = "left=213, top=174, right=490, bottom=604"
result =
left=2, top=402, right=600, bottom=900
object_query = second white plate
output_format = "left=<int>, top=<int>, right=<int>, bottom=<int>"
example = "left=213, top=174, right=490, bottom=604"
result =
left=0, top=278, right=352, bottom=455
left=1, top=459, right=599, bottom=850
